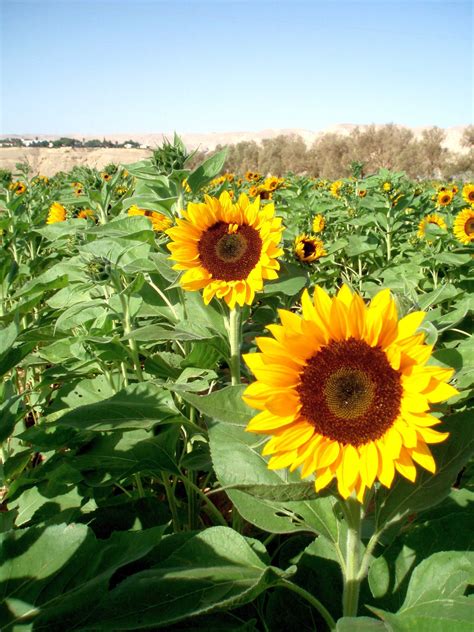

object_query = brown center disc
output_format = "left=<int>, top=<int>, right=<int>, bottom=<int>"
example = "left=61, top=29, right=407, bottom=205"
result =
left=297, top=338, right=402, bottom=446
left=198, top=222, right=263, bottom=281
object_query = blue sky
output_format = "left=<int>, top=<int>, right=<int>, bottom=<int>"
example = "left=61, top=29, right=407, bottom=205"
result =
left=1, top=0, right=472, bottom=134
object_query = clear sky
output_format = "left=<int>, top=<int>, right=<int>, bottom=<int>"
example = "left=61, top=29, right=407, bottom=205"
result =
left=1, top=0, right=472, bottom=134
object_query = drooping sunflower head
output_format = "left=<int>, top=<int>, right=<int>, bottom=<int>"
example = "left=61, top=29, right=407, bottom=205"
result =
left=128, top=205, right=172, bottom=232
left=294, top=235, right=326, bottom=263
left=453, top=208, right=474, bottom=244
left=437, top=190, right=454, bottom=207
left=166, top=191, right=284, bottom=308
left=462, top=183, right=474, bottom=206
left=243, top=285, right=458, bottom=501
left=47, top=202, right=67, bottom=224
left=312, top=214, right=325, bottom=233
left=417, top=213, right=447, bottom=239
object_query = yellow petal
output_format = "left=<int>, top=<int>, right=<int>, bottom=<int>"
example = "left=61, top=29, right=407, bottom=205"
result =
left=410, top=441, right=436, bottom=473
left=341, top=444, right=360, bottom=491
left=315, top=467, right=334, bottom=492
left=377, top=444, right=395, bottom=487
left=397, top=311, right=426, bottom=339
left=360, top=442, right=379, bottom=488
left=395, top=447, right=417, bottom=482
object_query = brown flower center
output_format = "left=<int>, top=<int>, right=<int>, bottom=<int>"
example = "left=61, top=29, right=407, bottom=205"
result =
left=198, top=222, right=262, bottom=281
left=297, top=338, right=402, bottom=446
left=468, top=191, right=474, bottom=202
left=465, top=218, right=474, bottom=235
left=302, top=239, right=316, bottom=258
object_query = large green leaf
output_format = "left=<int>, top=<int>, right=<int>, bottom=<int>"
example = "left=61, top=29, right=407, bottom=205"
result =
left=0, top=523, right=165, bottom=630
left=55, top=383, right=181, bottom=431
left=186, top=149, right=227, bottom=192
left=81, top=526, right=292, bottom=630
left=370, top=551, right=474, bottom=632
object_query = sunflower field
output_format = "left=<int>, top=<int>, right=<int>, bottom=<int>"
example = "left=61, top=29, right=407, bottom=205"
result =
left=0, top=139, right=473, bottom=631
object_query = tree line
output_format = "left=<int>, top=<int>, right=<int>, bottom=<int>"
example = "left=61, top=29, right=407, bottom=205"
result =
left=190, top=125, right=474, bottom=180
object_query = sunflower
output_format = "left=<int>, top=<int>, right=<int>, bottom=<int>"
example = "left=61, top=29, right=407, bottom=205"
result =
left=312, top=214, right=325, bottom=233
left=330, top=180, right=343, bottom=198
left=265, top=176, right=280, bottom=192
left=451, top=185, right=458, bottom=194
left=358, top=189, right=367, bottom=198
left=47, top=202, right=67, bottom=224
left=462, top=183, right=474, bottom=206
left=417, top=214, right=447, bottom=238
left=252, top=172, right=262, bottom=182
left=128, top=205, right=172, bottom=232
left=248, top=185, right=259, bottom=198
left=294, top=234, right=326, bottom=263
left=245, top=171, right=255, bottom=182
left=437, top=190, right=453, bottom=207
left=166, top=191, right=283, bottom=309
left=9, top=181, right=27, bottom=195
left=382, top=182, right=392, bottom=192
left=77, top=208, right=95, bottom=220
left=453, top=208, right=474, bottom=244
left=101, top=172, right=112, bottom=182
left=225, top=172, right=235, bottom=183
left=243, top=285, right=458, bottom=501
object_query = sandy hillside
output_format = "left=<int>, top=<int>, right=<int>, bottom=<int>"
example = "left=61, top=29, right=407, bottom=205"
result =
left=0, top=125, right=469, bottom=176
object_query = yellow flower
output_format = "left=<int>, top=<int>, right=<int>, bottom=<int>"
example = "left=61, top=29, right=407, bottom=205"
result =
left=417, top=214, right=447, bottom=238
left=128, top=205, right=172, bottom=232
left=101, top=172, right=112, bottom=182
left=245, top=171, right=255, bottom=182
left=33, top=175, right=49, bottom=185
left=453, top=208, right=474, bottom=244
left=166, top=191, right=284, bottom=309
left=437, top=190, right=454, bottom=207
left=243, top=285, right=457, bottom=501
left=182, top=178, right=191, bottom=193
left=462, top=183, right=474, bottom=206
left=264, top=176, right=280, bottom=192
left=47, top=202, right=67, bottom=224
left=312, top=214, right=325, bottom=233
left=383, top=182, right=392, bottom=192
left=9, top=181, right=27, bottom=195
left=252, top=172, right=262, bottom=182
left=77, top=208, right=95, bottom=220
left=248, top=185, right=259, bottom=197
left=294, top=235, right=326, bottom=263
left=330, top=180, right=343, bottom=198
left=358, top=189, right=367, bottom=198
left=225, top=172, right=235, bottom=183
left=122, top=170, right=129, bottom=178
left=451, top=185, right=458, bottom=194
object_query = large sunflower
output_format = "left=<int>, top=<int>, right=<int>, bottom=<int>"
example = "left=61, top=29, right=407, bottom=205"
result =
left=243, top=286, right=458, bottom=501
left=453, top=208, right=474, bottom=244
left=417, top=213, right=447, bottom=238
left=166, top=191, right=283, bottom=308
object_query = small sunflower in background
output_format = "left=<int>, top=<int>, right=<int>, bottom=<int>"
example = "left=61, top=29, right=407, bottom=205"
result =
left=294, top=234, right=326, bottom=263
left=47, top=202, right=67, bottom=224
left=166, top=191, right=283, bottom=309
left=417, top=213, right=447, bottom=239
left=462, top=183, right=474, bottom=206
left=264, top=176, right=280, bottom=192
left=128, top=205, right=172, bottom=232
left=451, top=184, right=459, bottom=194
left=358, top=189, right=367, bottom=198
left=382, top=181, right=392, bottom=192
left=76, top=208, right=95, bottom=220
left=101, top=172, right=112, bottom=182
left=312, top=214, right=325, bottom=233
left=330, top=180, right=343, bottom=197
left=9, top=181, right=27, bottom=195
left=243, top=285, right=458, bottom=501
left=245, top=171, right=255, bottom=182
left=437, top=190, right=454, bottom=207
left=248, top=185, right=259, bottom=198
left=453, top=208, right=474, bottom=244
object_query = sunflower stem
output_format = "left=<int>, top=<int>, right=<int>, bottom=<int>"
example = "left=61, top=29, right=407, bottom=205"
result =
left=228, top=306, right=242, bottom=385
left=342, top=496, right=362, bottom=618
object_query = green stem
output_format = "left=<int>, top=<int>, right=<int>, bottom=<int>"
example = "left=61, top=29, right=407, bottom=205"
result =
left=119, top=291, right=144, bottom=381
left=278, top=579, right=336, bottom=631
left=342, top=497, right=362, bottom=618
left=134, top=473, right=145, bottom=498
left=179, top=474, right=228, bottom=527
left=162, top=473, right=180, bottom=532
left=227, top=306, right=241, bottom=385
